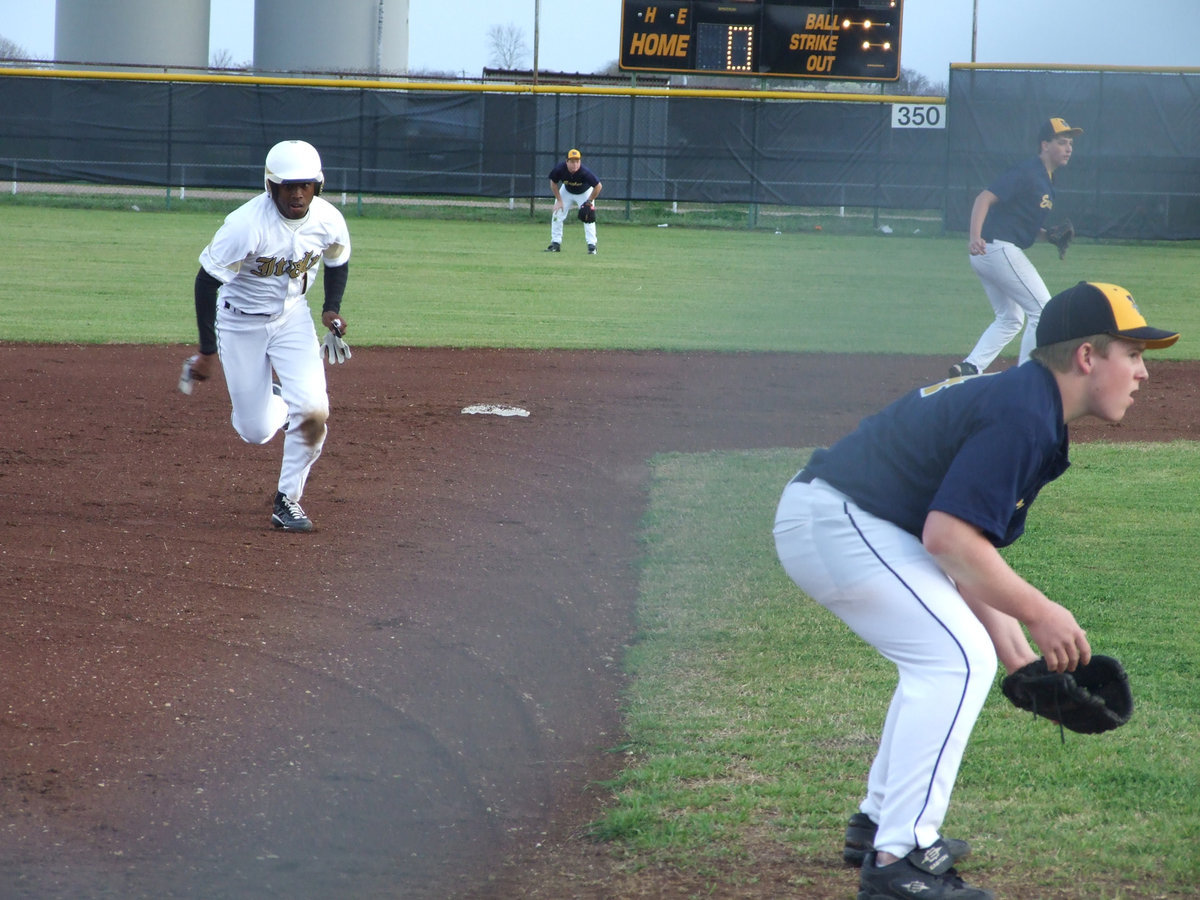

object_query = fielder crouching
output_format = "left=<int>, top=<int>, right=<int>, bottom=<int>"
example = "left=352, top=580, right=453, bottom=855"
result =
left=773, top=282, right=1178, bottom=899
left=182, top=139, right=353, bottom=533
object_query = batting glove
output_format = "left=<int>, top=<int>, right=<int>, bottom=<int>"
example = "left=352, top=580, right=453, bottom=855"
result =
left=321, top=332, right=352, bottom=364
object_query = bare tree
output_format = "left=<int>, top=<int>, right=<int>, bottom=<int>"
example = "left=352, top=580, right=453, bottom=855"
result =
left=210, top=48, right=252, bottom=70
left=885, top=67, right=947, bottom=97
left=486, top=23, right=530, bottom=70
left=1, top=34, right=31, bottom=60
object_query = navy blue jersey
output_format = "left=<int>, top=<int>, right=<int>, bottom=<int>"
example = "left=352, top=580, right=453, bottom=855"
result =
left=802, top=362, right=1069, bottom=547
left=548, top=161, right=600, bottom=194
left=980, top=156, right=1054, bottom=249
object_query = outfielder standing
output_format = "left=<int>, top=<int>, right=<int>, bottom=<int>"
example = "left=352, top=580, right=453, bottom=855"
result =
left=949, top=117, right=1082, bottom=378
left=774, top=282, right=1177, bottom=900
left=181, top=139, right=353, bottom=533
left=545, top=148, right=602, bottom=255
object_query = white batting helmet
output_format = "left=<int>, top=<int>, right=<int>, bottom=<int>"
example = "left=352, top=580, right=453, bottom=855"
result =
left=264, top=140, right=324, bottom=194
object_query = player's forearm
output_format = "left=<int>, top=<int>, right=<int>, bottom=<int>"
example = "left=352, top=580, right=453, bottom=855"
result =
left=322, top=261, right=349, bottom=315
left=193, top=267, right=220, bottom=355
left=922, top=510, right=1053, bottom=624
left=959, top=593, right=1038, bottom=673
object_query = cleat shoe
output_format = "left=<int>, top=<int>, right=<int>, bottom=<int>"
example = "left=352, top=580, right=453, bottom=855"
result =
left=857, top=845, right=992, bottom=900
left=545, top=242, right=561, bottom=252
left=587, top=244, right=597, bottom=255
left=844, top=813, right=970, bottom=867
left=948, top=361, right=980, bottom=378
left=272, top=491, right=313, bottom=533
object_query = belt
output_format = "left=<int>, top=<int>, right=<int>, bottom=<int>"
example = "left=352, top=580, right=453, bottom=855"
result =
left=223, top=300, right=271, bottom=317
left=791, top=469, right=815, bottom=484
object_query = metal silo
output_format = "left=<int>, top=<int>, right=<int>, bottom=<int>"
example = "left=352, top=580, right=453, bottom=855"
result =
left=253, top=0, right=409, bottom=74
left=54, top=0, right=211, bottom=68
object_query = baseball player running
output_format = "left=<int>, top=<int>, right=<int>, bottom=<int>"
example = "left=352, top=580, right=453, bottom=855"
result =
left=774, top=282, right=1177, bottom=899
left=949, top=117, right=1083, bottom=378
left=181, top=139, right=353, bottom=533
left=545, top=148, right=602, bottom=255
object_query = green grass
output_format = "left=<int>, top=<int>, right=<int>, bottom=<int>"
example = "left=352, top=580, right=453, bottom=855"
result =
left=7, top=200, right=1200, bottom=895
left=5, top=203, right=1199, bottom=356
left=606, top=445, right=1200, bottom=895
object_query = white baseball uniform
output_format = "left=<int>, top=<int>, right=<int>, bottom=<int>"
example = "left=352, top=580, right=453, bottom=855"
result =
left=199, top=192, right=351, bottom=501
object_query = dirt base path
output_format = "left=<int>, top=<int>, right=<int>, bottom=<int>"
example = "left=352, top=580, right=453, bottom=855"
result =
left=2, top=346, right=1195, bottom=899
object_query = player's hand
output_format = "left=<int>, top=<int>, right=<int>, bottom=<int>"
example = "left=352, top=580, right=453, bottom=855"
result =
left=968, top=237, right=987, bottom=255
left=1025, top=601, right=1091, bottom=673
left=322, top=311, right=347, bottom=336
left=179, top=351, right=216, bottom=395
left=190, top=352, right=217, bottom=380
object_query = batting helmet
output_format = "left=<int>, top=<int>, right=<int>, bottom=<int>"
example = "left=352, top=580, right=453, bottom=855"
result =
left=264, top=140, right=324, bottom=195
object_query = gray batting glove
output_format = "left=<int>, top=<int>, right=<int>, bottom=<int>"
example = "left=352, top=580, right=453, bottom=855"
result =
left=321, top=332, right=352, bottom=364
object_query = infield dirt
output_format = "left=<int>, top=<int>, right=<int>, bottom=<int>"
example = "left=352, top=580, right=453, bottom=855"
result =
left=2, top=345, right=1196, bottom=899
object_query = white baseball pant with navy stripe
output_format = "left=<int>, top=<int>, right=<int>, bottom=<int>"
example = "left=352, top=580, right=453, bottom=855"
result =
left=965, top=240, right=1052, bottom=370
left=773, top=477, right=996, bottom=858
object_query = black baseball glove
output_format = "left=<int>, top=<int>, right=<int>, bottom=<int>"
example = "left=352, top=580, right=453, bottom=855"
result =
left=1002, top=654, right=1132, bottom=737
left=1046, top=219, right=1074, bottom=259
left=577, top=201, right=596, bottom=224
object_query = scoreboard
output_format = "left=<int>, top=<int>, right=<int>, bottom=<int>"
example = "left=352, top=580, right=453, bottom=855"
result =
left=619, top=1, right=902, bottom=81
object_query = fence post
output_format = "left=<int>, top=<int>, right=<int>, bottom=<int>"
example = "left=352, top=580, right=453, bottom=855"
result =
left=625, top=91, right=636, bottom=221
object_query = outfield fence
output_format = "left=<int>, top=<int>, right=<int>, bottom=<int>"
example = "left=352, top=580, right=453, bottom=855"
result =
left=1, top=64, right=1197, bottom=239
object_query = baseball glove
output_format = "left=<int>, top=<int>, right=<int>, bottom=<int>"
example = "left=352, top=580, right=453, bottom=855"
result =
left=577, top=201, right=596, bottom=224
left=1002, top=654, right=1132, bottom=737
left=1046, top=219, right=1074, bottom=259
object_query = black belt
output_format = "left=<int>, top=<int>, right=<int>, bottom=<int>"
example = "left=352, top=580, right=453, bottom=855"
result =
left=223, top=301, right=271, bottom=317
left=792, top=469, right=815, bottom=484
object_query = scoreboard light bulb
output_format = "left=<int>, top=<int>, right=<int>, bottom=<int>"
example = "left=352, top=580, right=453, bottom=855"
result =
left=862, top=40, right=870, bottom=50
left=842, top=18, right=850, bottom=29
left=864, top=20, right=872, bottom=29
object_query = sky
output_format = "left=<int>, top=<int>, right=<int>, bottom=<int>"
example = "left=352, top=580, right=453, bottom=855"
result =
left=1, top=0, right=1197, bottom=84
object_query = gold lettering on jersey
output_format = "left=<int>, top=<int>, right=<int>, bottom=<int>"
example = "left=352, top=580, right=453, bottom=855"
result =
left=251, top=250, right=320, bottom=280
left=1040, top=194, right=1053, bottom=210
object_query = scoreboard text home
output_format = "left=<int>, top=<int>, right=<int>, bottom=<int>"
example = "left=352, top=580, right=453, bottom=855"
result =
left=620, top=1, right=902, bottom=81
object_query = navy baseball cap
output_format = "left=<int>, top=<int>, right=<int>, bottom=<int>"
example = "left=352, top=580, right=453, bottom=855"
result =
left=1040, top=117, right=1083, bottom=142
left=1036, top=282, right=1179, bottom=349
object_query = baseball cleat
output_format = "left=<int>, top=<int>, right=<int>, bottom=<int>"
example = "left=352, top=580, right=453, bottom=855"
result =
left=545, top=242, right=561, bottom=252
left=272, top=491, right=313, bottom=532
left=857, top=845, right=992, bottom=900
left=844, top=813, right=970, bottom=867
left=587, top=244, right=597, bottom=255
left=948, top=361, right=980, bottom=379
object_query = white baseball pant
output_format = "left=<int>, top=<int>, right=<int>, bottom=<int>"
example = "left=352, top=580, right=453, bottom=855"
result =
left=217, top=300, right=329, bottom=501
left=773, top=477, right=996, bottom=858
left=965, top=241, right=1051, bottom=369
left=551, top=188, right=597, bottom=246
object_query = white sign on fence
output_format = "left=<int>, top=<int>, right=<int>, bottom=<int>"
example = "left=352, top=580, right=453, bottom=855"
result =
left=891, top=104, right=945, bottom=129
